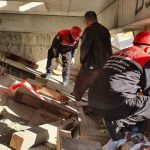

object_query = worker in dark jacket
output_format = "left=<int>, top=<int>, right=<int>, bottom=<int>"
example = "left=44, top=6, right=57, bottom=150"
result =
left=88, top=32, right=150, bottom=127
left=73, top=11, right=112, bottom=101
left=41, top=26, right=82, bottom=86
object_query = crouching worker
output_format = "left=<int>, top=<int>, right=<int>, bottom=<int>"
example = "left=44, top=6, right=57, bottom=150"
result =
left=88, top=32, right=150, bottom=139
left=41, top=26, right=82, bottom=86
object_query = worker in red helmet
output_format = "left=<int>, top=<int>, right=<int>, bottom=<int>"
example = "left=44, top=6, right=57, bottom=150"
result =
left=41, top=26, right=82, bottom=86
left=70, top=26, right=82, bottom=41
left=88, top=32, right=150, bottom=137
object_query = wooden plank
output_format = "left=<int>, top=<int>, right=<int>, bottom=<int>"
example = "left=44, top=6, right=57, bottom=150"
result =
left=15, top=90, right=71, bottom=119
left=15, top=90, right=43, bottom=109
left=14, top=87, right=73, bottom=119
left=57, top=130, right=72, bottom=150
left=10, top=126, right=49, bottom=150
left=30, top=109, right=61, bottom=125
left=31, top=83, right=69, bottom=105
left=14, top=80, right=78, bottom=115
left=0, top=52, right=31, bottom=74
left=10, top=124, right=58, bottom=150
left=10, top=124, right=59, bottom=150
left=7, top=53, right=38, bottom=69
left=40, top=124, right=58, bottom=149
left=34, top=76, right=48, bottom=84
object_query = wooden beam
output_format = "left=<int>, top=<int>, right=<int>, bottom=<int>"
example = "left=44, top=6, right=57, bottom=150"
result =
left=14, top=87, right=75, bottom=119
left=10, top=124, right=59, bottom=150
left=10, top=126, right=50, bottom=150
left=7, top=53, right=38, bottom=69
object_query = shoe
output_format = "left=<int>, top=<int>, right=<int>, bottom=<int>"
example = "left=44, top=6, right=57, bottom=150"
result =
left=46, top=73, right=52, bottom=80
left=40, top=73, right=46, bottom=78
left=62, top=77, right=69, bottom=86
left=70, top=92, right=74, bottom=96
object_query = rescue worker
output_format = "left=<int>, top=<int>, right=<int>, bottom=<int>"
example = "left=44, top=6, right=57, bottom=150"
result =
left=73, top=11, right=112, bottom=101
left=88, top=32, right=150, bottom=129
left=41, top=26, right=82, bottom=86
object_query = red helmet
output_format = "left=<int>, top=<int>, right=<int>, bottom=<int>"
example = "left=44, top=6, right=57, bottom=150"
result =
left=70, top=26, right=82, bottom=40
left=133, top=32, right=150, bottom=45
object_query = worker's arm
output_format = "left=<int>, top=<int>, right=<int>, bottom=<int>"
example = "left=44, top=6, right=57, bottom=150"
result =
left=80, top=28, right=94, bottom=65
left=51, top=33, right=62, bottom=50
left=71, top=41, right=79, bottom=64
left=140, top=61, right=150, bottom=96
left=71, top=41, right=79, bottom=58
left=48, top=33, right=62, bottom=58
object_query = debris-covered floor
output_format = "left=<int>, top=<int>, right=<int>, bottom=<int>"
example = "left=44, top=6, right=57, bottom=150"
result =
left=1, top=54, right=150, bottom=150
left=0, top=70, right=109, bottom=150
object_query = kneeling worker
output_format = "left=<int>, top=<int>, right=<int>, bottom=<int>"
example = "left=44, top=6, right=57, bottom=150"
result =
left=89, top=32, right=150, bottom=133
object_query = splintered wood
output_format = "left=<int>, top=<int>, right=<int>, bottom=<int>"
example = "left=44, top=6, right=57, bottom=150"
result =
left=31, top=84, right=69, bottom=104
left=1, top=75, right=109, bottom=150
left=14, top=85, right=77, bottom=121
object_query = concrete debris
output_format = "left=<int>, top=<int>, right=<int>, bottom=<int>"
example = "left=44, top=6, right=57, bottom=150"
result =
left=0, top=74, right=109, bottom=150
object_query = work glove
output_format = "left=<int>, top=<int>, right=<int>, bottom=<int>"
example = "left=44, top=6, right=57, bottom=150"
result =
left=71, top=57, right=75, bottom=64
left=56, top=57, right=63, bottom=66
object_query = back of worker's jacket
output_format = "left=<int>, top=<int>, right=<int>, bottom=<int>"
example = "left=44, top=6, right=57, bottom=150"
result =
left=50, top=29, right=79, bottom=57
left=80, top=22, right=112, bottom=71
left=89, top=46, right=150, bottom=112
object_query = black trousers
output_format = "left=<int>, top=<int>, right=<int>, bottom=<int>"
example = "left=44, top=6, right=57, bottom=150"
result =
left=93, top=96, right=150, bottom=124
left=46, top=48, right=72, bottom=78
left=73, top=69, right=100, bottom=101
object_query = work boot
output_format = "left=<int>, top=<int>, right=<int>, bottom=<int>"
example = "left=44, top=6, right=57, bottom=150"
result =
left=40, top=73, right=46, bottom=78
left=62, top=77, right=69, bottom=86
left=46, top=73, right=52, bottom=80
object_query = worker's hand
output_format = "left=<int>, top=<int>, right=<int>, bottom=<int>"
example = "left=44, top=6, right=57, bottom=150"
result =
left=56, top=57, right=63, bottom=66
left=71, top=57, right=75, bottom=64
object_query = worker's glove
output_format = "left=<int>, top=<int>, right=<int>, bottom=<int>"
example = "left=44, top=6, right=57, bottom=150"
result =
left=71, top=57, right=75, bottom=64
left=56, top=57, right=63, bottom=66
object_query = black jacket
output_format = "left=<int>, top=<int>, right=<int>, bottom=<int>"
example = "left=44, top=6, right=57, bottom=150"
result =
left=80, top=22, right=112, bottom=71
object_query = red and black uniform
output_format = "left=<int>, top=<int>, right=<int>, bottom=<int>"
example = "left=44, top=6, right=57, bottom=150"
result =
left=46, top=29, right=79, bottom=78
left=89, top=46, right=150, bottom=123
